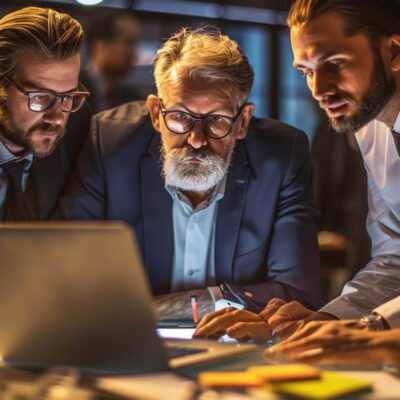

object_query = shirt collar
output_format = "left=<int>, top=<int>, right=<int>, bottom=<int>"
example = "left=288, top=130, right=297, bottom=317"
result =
left=0, top=137, right=33, bottom=168
left=166, top=175, right=227, bottom=212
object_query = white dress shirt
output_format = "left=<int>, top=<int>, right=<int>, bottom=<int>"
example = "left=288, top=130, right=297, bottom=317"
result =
left=321, top=118, right=400, bottom=320
left=373, top=295, right=400, bottom=328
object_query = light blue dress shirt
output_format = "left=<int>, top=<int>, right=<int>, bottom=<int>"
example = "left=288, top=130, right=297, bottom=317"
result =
left=167, top=181, right=225, bottom=292
left=0, top=138, right=33, bottom=214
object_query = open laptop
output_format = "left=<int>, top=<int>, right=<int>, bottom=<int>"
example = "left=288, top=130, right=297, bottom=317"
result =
left=0, top=222, right=255, bottom=374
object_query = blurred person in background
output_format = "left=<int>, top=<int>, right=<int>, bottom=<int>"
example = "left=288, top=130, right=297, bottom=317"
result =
left=80, top=9, right=142, bottom=113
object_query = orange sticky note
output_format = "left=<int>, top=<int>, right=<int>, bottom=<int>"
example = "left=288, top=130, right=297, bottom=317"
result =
left=198, top=371, right=264, bottom=388
left=247, top=364, right=321, bottom=382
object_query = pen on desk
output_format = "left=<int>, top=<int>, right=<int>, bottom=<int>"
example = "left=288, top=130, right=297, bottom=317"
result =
left=190, top=295, right=199, bottom=324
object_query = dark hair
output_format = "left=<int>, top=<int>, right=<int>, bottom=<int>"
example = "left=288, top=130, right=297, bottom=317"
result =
left=0, top=6, right=83, bottom=82
left=288, top=0, right=400, bottom=44
left=86, top=9, right=138, bottom=54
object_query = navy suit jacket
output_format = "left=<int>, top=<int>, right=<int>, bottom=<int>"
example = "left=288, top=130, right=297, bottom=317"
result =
left=56, top=101, right=321, bottom=311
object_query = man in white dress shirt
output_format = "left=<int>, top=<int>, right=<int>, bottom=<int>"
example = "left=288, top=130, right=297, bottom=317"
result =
left=194, top=1, right=400, bottom=361
left=271, top=0, right=400, bottom=329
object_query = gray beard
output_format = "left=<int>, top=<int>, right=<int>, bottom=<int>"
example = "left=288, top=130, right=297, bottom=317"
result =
left=161, top=145, right=233, bottom=192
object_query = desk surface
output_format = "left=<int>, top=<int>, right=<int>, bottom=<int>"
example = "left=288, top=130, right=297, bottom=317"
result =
left=2, top=348, right=400, bottom=399
left=176, top=346, right=400, bottom=400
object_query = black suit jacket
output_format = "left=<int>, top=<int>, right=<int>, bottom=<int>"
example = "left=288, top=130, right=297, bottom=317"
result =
left=56, top=101, right=321, bottom=311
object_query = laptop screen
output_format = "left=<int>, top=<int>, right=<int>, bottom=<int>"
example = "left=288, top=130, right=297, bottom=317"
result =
left=0, top=222, right=168, bottom=374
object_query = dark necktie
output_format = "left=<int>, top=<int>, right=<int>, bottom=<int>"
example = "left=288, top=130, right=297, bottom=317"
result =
left=2, top=160, right=36, bottom=221
left=392, top=129, right=400, bottom=157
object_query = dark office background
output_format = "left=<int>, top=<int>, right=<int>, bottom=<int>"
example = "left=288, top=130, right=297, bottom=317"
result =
left=1, top=0, right=320, bottom=140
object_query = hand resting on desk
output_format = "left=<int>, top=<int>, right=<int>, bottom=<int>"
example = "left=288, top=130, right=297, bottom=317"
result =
left=268, top=321, right=400, bottom=368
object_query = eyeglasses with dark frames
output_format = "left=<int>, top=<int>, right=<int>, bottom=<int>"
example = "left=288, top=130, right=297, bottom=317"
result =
left=159, top=99, right=245, bottom=139
left=5, top=76, right=90, bottom=113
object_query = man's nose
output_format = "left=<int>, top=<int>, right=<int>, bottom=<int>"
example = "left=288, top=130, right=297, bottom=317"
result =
left=310, top=71, right=336, bottom=101
left=43, top=100, right=66, bottom=126
left=186, top=121, right=208, bottom=149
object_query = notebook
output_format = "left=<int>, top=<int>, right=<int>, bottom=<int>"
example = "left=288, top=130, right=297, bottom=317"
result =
left=0, top=222, right=255, bottom=373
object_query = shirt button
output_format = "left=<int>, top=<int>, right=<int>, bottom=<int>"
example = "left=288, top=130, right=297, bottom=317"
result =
left=187, top=269, right=194, bottom=276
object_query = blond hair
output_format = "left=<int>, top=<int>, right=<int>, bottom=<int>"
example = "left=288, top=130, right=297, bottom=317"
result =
left=153, top=26, right=254, bottom=106
left=0, top=6, right=83, bottom=83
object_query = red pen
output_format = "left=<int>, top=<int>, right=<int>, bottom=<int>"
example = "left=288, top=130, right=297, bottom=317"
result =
left=190, top=295, right=199, bottom=324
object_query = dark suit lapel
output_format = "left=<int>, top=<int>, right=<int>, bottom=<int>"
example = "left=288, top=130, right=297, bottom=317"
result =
left=215, top=140, right=251, bottom=283
left=140, top=132, right=174, bottom=294
left=31, top=145, right=64, bottom=219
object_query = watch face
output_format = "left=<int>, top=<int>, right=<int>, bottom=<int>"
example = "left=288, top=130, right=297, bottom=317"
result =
left=361, top=314, right=384, bottom=331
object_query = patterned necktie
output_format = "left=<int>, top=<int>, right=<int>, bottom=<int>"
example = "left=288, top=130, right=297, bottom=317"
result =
left=2, top=159, right=36, bottom=221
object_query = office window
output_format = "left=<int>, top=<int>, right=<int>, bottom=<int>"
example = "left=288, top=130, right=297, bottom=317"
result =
left=278, top=30, right=319, bottom=141
left=226, top=26, right=270, bottom=118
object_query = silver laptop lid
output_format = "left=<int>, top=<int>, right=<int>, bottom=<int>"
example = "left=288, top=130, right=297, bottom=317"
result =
left=0, top=222, right=168, bottom=374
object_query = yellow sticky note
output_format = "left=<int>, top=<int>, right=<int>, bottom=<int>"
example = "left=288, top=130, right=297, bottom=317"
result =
left=198, top=371, right=264, bottom=388
left=271, top=371, right=372, bottom=399
left=247, top=363, right=321, bottom=382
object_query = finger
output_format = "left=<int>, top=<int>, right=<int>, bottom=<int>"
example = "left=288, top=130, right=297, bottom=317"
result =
left=194, top=309, right=261, bottom=339
left=273, top=327, right=368, bottom=356
left=226, top=321, right=270, bottom=343
left=260, top=298, right=287, bottom=320
left=268, top=301, right=310, bottom=331
left=293, top=346, right=385, bottom=365
left=340, top=319, right=369, bottom=330
left=195, top=307, right=236, bottom=331
left=274, top=320, right=328, bottom=344
left=273, top=320, right=305, bottom=340
left=271, top=330, right=336, bottom=355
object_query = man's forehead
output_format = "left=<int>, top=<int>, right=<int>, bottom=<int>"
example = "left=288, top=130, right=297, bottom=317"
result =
left=12, top=51, right=80, bottom=91
left=161, top=79, right=239, bottom=112
left=290, top=14, right=369, bottom=66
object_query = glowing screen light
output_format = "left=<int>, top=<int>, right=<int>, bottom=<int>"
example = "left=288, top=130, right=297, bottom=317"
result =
left=76, top=0, right=104, bottom=5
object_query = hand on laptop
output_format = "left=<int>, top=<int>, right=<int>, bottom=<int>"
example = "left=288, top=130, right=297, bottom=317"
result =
left=193, top=298, right=337, bottom=343
left=260, top=299, right=337, bottom=339
left=193, top=307, right=271, bottom=342
left=267, top=321, right=400, bottom=368
left=154, top=289, right=214, bottom=321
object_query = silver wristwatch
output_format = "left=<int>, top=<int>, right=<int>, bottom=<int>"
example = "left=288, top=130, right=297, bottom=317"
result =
left=360, top=313, right=386, bottom=331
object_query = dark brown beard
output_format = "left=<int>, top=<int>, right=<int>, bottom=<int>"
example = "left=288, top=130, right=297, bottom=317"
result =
left=324, top=52, right=396, bottom=134
left=0, top=97, right=65, bottom=157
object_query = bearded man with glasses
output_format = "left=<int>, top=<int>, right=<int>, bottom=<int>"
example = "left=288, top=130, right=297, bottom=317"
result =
left=56, top=27, right=321, bottom=319
left=0, top=7, right=90, bottom=221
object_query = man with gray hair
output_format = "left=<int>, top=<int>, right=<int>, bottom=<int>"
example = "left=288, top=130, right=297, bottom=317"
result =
left=56, top=27, right=320, bottom=318
left=0, top=6, right=90, bottom=221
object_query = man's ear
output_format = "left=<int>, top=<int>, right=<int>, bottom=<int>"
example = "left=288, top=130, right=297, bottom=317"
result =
left=146, top=95, right=161, bottom=132
left=236, top=103, right=255, bottom=140
left=386, top=34, right=400, bottom=72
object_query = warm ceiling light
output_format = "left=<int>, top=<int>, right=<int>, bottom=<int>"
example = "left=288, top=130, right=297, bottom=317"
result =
left=76, top=0, right=104, bottom=5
